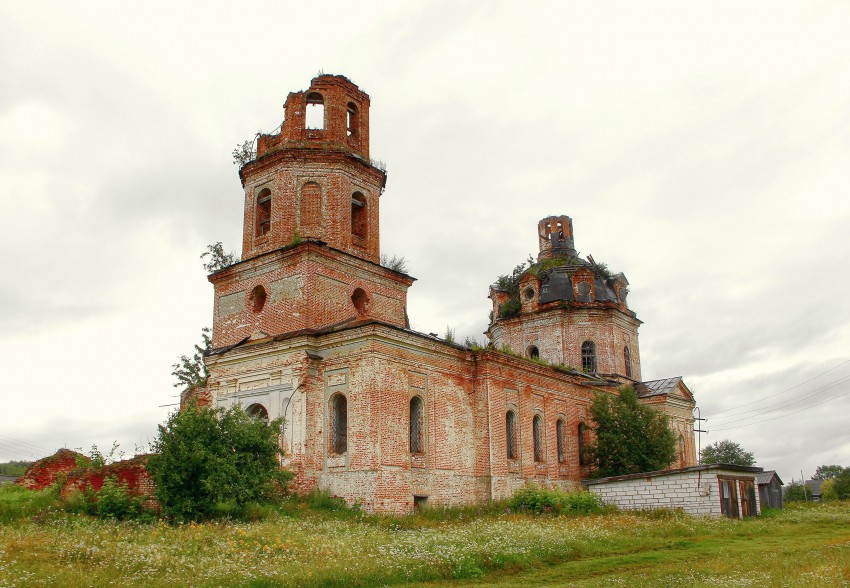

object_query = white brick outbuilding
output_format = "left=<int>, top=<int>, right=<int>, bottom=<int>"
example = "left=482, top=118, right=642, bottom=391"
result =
left=584, top=464, right=762, bottom=518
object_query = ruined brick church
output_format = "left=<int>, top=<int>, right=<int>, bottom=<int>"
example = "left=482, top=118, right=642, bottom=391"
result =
left=191, top=74, right=696, bottom=513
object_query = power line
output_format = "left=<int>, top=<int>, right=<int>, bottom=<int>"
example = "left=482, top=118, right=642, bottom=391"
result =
left=711, top=384, right=850, bottom=431
left=709, top=374, right=850, bottom=421
left=708, top=358, right=850, bottom=417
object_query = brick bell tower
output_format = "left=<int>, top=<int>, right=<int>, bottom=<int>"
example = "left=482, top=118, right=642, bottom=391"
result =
left=487, top=215, right=642, bottom=381
left=208, top=75, right=414, bottom=349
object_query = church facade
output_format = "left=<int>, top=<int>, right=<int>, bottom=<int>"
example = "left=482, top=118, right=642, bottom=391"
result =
left=191, top=74, right=696, bottom=513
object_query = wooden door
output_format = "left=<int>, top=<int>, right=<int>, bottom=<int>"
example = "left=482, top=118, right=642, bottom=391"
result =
left=719, top=478, right=739, bottom=518
left=740, top=480, right=757, bottom=517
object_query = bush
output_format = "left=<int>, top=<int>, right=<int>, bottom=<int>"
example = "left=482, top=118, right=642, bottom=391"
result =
left=147, top=403, right=292, bottom=521
left=508, top=485, right=604, bottom=515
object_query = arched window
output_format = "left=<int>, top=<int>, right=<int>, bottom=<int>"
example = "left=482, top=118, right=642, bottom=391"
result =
left=256, top=188, right=271, bottom=236
left=624, top=346, right=632, bottom=378
left=351, top=192, right=367, bottom=240
left=305, top=92, right=324, bottom=129
left=506, top=410, right=517, bottom=460
left=556, top=419, right=566, bottom=464
left=347, top=102, right=358, bottom=137
left=526, top=345, right=539, bottom=360
left=532, top=414, right=543, bottom=462
left=581, top=341, right=597, bottom=373
left=409, top=396, right=424, bottom=454
left=578, top=422, right=589, bottom=466
left=329, top=393, right=347, bottom=454
left=249, top=285, right=267, bottom=313
left=246, top=403, right=269, bottom=425
left=351, top=288, right=369, bottom=315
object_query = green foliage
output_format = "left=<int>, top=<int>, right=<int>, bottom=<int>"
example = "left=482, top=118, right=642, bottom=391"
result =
left=588, top=386, right=676, bottom=478
left=232, top=139, right=256, bottom=167
left=289, top=230, right=303, bottom=246
left=784, top=479, right=811, bottom=502
left=508, top=485, right=605, bottom=515
left=74, top=441, right=124, bottom=471
left=812, top=464, right=849, bottom=480
left=0, top=485, right=61, bottom=523
left=443, top=325, right=456, bottom=343
left=380, top=253, right=409, bottom=274
left=700, top=439, right=756, bottom=466
left=64, top=476, right=147, bottom=521
left=147, top=403, right=291, bottom=522
left=0, top=461, right=31, bottom=476
left=832, top=473, right=850, bottom=500
left=171, top=328, right=211, bottom=389
left=200, top=242, right=240, bottom=274
left=499, top=299, right=522, bottom=318
left=463, top=336, right=484, bottom=350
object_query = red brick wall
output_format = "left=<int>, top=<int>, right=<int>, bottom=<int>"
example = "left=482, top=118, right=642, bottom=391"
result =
left=16, top=449, right=88, bottom=490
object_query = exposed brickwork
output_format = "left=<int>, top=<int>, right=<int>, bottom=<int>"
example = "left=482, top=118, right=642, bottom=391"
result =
left=200, top=74, right=698, bottom=513
left=16, top=449, right=88, bottom=490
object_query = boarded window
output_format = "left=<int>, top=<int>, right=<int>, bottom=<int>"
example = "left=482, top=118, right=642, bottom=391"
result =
left=351, top=192, right=367, bottom=240
left=506, top=410, right=517, bottom=460
left=624, top=346, right=632, bottom=377
left=301, top=182, right=322, bottom=237
left=256, top=188, right=271, bottom=236
left=329, top=393, right=347, bottom=454
left=581, top=341, right=597, bottom=373
left=409, top=396, right=424, bottom=454
left=556, top=419, right=566, bottom=464
left=305, top=92, right=324, bottom=129
left=576, top=281, right=592, bottom=302
left=532, top=414, right=543, bottom=462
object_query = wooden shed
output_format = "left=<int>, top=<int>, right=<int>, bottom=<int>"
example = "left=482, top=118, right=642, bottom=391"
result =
left=756, top=470, right=783, bottom=509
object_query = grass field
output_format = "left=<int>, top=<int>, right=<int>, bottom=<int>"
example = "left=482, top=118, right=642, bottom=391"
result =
left=1, top=485, right=848, bottom=587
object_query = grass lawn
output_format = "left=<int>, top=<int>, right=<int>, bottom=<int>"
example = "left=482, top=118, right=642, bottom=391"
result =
left=1, top=485, right=848, bottom=587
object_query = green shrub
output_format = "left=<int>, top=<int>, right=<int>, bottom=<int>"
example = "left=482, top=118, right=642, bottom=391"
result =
left=147, top=402, right=292, bottom=522
left=94, top=476, right=144, bottom=520
left=509, top=485, right=604, bottom=515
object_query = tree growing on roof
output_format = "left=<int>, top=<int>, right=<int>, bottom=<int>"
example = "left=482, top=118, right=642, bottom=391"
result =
left=587, top=385, right=676, bottom=478
left=700, top=439, right=756, bottom=467
left=171, top=328, right=211, bottom=389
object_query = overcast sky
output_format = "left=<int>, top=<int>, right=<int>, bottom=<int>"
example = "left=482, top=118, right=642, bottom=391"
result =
left=1, top=1, right=848, bottom=485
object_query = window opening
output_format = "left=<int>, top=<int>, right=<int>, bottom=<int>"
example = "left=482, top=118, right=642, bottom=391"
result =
left=413, top=495, right=428, bottom=511
left=246, top=403, right=269, bottom=425
left=249, top=285, right=267, bottom=313
left=532, top=414, right=543, bottom=462
left=624, top=346, right=632, bottom=377
left=527, top=345, right=539, bottom=360
left=347, top=102, right=358, bottom=137
left=578, top=422, right=589, bottom=466
left=351, top=192, right=367, bottom=240
left=506, top=410, right=517, bottom=460
left=351, top=288, right=369, bottom=315
left=305, top=92, right=324, bottom=130
left=524, top=287, right=535, bottom=301
left=556, top=419, right=566, bottom=464
left=409, top=396, right=424, bottom=453
left=329, top=393, right=347, bottom=454
left=576, top=281, right=592, bottom=303
left=256, top=188, right=271, bottom=236
left=581, top=341, right=597, bottom=373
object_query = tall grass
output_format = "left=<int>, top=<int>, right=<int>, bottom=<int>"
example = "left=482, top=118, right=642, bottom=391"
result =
left=1, top=484, right=849, bottom=587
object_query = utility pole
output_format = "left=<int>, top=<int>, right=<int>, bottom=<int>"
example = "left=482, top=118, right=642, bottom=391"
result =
left=693, top=407, right=707, bottom=463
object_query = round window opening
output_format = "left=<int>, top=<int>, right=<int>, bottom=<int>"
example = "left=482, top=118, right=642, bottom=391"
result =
left=351, top=288, right=370, bottom=315
left=246, top=403, right=269, bottom=425
left=524, top=287, right=536, bottom=301
left=249, top=285, right=267, bottom=313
